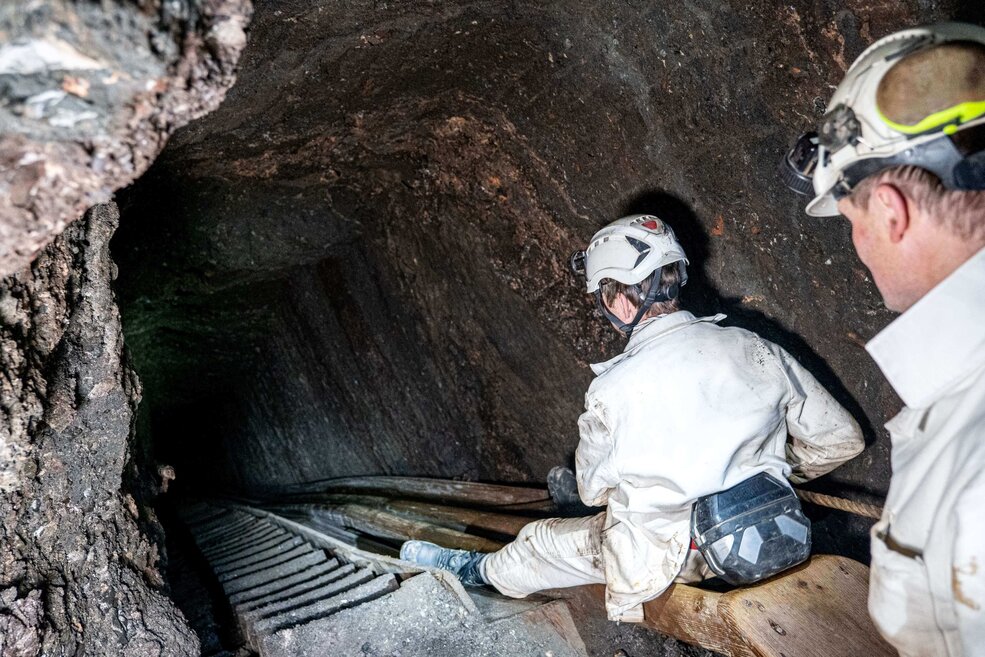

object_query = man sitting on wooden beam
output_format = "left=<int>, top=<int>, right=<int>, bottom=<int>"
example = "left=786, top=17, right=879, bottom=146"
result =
left=401, top=214, right=864, bottom=623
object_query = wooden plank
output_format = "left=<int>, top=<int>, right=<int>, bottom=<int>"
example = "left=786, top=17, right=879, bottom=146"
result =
left=274, top=476, right=556, bottom=511
left=720, top=556, right=894, bottom=657
left=640, top=584, right=746, bottom=657
left=307, top=502, right=506, bottom=553
left=313, top=495, right=534, bottom=538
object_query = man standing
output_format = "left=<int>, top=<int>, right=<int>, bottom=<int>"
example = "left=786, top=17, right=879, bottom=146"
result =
left=781, top=23, right=985, bottom=656
left=401, top=214, right=863, bottom=623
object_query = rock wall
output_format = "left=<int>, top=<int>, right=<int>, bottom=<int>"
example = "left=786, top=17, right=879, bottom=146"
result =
left=0, top=204, right=197, bottom=656
left=0, top=0, right=251, bottom=278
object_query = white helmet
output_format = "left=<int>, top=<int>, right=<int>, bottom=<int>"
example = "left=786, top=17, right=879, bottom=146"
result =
left=781, top=22, right=985, bottom=216
left=569, top=214, right=688, bottom=335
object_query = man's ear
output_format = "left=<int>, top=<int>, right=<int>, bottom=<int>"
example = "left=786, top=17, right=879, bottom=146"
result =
left=872, top=182, right=910, bottom=244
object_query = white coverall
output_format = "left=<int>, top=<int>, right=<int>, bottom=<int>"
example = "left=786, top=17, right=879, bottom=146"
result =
left=865, top=247, right=985, bottom=656
left=483, top=311, right=864, bottom=622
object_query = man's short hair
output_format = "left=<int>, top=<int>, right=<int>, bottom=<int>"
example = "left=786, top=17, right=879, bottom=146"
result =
left=848, top=166, right=985, bottom=243
left=600, top=263, right=682, bottom=319
left=849, top=41, right=985, bottom=243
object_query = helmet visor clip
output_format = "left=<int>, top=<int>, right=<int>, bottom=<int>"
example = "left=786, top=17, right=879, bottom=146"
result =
left=819, top=104, right=862, bottom=151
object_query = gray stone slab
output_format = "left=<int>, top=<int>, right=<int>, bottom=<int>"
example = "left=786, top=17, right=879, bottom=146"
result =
left=228, top=559, right=341, bottom=606
left=251, top=574, right=399, bottom=638
left=203, top=526, right=285, bottom=560
left=220, top=544, right=314, bottom=583
left=258, top=573, right=589, bottom=657
left=242, top=568, right=373, bottom=624
left=194, top=514, right=256, bottom=541
left=223, top=550, right=328, bottom=596
left=212, top=536, right=304, bottom=573
left=195, top=517, right=261, bottom=547
left=234, top=563, right=356, bottom=614
left=257, top=573, right=469, bottom=657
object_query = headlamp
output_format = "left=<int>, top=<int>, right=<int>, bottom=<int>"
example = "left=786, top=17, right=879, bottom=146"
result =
left=780, top=106, right=861, bottom=199
left=779, top=131, right=820, bottom=196
left=569, top=250, right=586, bottom=278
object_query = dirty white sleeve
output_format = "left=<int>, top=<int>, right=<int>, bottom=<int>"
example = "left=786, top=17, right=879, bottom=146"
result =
left=952, top=469, right=985, bottom=655
left=575, top=399, right=617, bottom=507
left=772, top=345, right=864, bottom=484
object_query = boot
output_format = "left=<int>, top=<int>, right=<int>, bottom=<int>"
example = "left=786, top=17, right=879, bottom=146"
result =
left=399, top=540, right=489, bottom=587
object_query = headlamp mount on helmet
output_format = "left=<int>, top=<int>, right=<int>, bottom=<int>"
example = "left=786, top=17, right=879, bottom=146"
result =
left=819, top=104, right=863, bottom=152
left=783, top=120, right=985, bottom=203
left=779, top=131, right=820, bottom=197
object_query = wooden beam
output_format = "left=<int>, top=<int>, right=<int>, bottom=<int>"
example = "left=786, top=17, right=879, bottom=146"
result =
left=272, top=476, right=556, bottom=511
left=278, top=501, right=505, bottom=553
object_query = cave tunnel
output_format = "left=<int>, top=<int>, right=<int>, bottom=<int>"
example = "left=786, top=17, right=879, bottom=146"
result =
left=112, top=0, right=913, bottom=553
left=4, top=1, right=985, bottom=655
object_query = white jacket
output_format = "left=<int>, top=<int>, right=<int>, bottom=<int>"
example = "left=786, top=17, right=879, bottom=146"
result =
left=865, top=247, right=985, bottom=657
left=575, top=311, right=864, bottom=622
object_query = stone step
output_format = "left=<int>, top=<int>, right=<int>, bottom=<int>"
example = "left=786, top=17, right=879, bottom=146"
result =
left=206, top=530, right=291, bottom=565
left=241, top=567, right=373, bottom=625
left=198, top=520, right=275, bottom=551
left=234, top=563, right=355, bottom=613
left=190, top=510, right=257, bottom=534
left=228, top=559, right=342, bottom=607
left=202, top=526, right=286, bottom=561
left=195, top=516, right=261, bottom=547
left=223, top=550, right=328, bottom=596
left=212, top=536, right=305, bottom=574
left=219, top=544, right=315, bottom=583
left=250, top=574, right=399, bottom=639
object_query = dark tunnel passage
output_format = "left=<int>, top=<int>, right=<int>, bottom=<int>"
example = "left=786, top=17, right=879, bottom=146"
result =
left=108, top=0, right=980, bottom=605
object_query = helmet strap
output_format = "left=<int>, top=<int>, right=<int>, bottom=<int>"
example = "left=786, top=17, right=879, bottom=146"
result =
left=595, top=272, right=679, bottom=339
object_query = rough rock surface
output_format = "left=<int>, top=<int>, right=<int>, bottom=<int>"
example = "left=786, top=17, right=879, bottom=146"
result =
left=0, top=204, right=197, bottom=656
left=0, top=0, right=251, bottom=278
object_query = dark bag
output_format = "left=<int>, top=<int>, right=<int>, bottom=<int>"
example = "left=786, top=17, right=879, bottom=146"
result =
left=691, top=472, right=811, bottom=585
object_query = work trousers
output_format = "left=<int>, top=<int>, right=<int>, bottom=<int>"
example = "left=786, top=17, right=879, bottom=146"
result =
left=483, top=512, right=710, bottom=599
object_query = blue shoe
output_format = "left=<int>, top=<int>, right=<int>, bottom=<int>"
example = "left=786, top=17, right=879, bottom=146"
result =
left=400, top=540, right=489, bottom=587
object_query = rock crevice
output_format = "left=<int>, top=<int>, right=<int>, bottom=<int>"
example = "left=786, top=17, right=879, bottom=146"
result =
left=0, top=204, right=197, bottom=657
